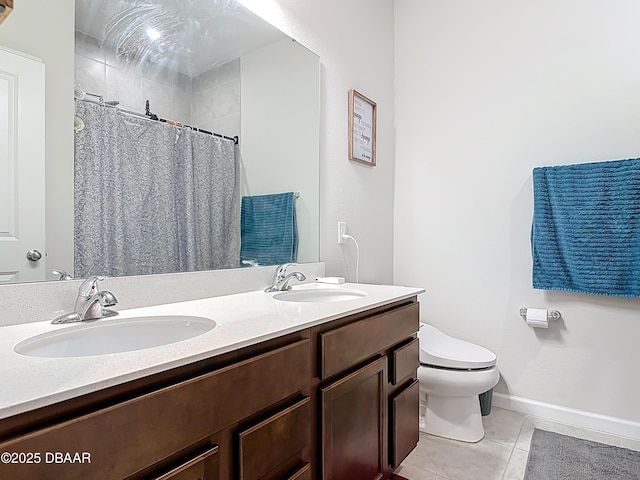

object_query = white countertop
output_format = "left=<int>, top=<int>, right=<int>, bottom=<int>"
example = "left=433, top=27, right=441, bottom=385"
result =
left=0, top=283, right=423, bottom=420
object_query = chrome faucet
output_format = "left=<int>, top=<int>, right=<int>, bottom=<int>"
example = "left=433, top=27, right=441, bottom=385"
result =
left=51, top=269, right=73, bottom=280
left=52, top=276, right=119, bottom=324
left=265, top=263, right=306, bottom=292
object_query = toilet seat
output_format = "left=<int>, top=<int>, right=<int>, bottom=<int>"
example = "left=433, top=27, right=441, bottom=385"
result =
left=418, top=323, right=496, bottom=370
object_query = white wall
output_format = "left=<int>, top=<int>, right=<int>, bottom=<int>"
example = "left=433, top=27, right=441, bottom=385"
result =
left=238, top=0, right=396, bottom=283
left=240, top=38, right=320, bottom=264
left=0, top=0, right=75, bottom=279
left=394, top=0, right=640, bottom=424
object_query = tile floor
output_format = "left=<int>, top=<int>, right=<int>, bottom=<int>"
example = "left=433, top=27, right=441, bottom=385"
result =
left=396, top=407, right=640, bottom=480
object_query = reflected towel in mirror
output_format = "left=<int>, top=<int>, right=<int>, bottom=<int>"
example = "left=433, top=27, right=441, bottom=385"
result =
left=241, top=192, right=298, bottom=265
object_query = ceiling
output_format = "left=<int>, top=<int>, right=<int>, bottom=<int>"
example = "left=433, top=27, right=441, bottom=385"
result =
left=75, top=0, right=285, bottom=76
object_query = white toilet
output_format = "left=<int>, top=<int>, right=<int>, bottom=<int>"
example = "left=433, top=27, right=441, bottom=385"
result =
left=417, top=323, right=499, bottom=443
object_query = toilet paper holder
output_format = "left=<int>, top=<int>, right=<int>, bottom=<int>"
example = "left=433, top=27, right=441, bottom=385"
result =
left=519, top=307, right=561, bottom=321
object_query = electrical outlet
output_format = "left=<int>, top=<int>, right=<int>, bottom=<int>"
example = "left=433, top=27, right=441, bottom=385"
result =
left=337, top=221, right=347, bottom=244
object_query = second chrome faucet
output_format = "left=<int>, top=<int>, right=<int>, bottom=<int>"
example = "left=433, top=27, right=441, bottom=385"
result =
left=265, top=263, right=306, bottom=292
left=52, top=276, right=118, bottom=324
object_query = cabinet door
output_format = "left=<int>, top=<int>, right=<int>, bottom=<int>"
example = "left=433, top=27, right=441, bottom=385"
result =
left=321, top=357, right=387, bottom=480
left=390, top=380, right=420, bottom=468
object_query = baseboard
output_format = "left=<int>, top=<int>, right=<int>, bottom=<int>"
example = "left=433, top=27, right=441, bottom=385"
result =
left=493, top=392, right=640, bottom=441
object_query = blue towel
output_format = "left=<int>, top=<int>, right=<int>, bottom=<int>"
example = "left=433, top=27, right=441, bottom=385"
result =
left=532, top=158, right=640, bottom=297
left=240, top=192, right=298, bottom=266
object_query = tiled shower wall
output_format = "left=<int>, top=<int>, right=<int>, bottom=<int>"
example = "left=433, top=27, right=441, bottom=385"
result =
left=74, top=31, right=240, bottom=138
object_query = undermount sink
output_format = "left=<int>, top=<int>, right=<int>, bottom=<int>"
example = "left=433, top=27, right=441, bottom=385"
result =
left=273, top=288, right=367, bottom=303
left=14, top=315, right=216, bottom=358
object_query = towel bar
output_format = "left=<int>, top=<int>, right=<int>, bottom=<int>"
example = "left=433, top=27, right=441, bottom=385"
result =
left=519, top=307, right=561, bottom=321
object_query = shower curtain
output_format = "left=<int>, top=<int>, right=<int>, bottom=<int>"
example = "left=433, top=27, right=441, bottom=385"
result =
left=74, top=101, right=238, bottom=278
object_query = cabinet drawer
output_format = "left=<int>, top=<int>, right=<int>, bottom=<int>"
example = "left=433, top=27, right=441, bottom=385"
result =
left=390, top=379, right=419, bottom=468
left=0, top=339, right=309, bottom=480
left=239, top=398, right=310, bottom=480
left=287, top=463, right=311, bottom=480
left=390, top=338, right=419, bottom=385
left=150, top=445, right=219, bottom=480
left=320, top=302, right=419, bottom=379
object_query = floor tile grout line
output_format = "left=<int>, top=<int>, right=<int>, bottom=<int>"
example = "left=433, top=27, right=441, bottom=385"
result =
left=496, top=414, right=526, bottom=480
left=405, top=458, right=453, bottom=480
left=508, top=414, right=529, bottom=480
left=500, top=443, right=516, bottom=480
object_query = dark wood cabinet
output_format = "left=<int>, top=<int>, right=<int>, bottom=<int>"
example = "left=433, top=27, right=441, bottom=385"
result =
left=390, top=379, right=420, bottom=468
left=0, top=296, right=420, bottom=480
left=316, top=299, right=420, bottom=480
left=321, top=357, right=387, bottom=480
left=0, top=338, right=310, bottom=480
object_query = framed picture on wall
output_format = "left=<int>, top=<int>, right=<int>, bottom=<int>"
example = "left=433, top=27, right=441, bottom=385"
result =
left=348, top=89, right=377, bottom=166
left=0, top=0, right=13, bottom=25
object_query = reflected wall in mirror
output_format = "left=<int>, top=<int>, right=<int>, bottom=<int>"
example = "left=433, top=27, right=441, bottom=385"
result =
left=0, top=0, right=320, bottom=284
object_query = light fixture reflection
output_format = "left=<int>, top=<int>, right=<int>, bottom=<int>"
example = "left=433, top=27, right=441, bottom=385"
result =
left=146, top=27, right=161, bottom=40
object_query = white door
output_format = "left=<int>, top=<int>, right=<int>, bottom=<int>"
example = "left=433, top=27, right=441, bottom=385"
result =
left=0, top=46, right=45, bottom=284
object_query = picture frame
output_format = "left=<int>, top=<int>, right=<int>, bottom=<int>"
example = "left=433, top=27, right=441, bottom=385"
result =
left=348, top=89, right=377, bottom=166
left=0, top=0, right=13, bottom=25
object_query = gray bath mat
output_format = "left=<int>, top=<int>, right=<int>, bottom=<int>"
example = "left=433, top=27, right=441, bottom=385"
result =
left=524, top=428, right=640, bottom=479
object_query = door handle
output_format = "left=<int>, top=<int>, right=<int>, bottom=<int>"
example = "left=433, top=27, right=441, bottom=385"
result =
left=26, top=249, right=43, bottom=261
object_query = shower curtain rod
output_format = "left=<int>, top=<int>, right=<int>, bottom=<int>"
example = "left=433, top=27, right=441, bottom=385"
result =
left=76, top=94, right=239, bottom=145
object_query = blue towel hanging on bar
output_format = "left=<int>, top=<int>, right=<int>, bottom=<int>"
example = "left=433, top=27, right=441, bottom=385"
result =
left=240, top=192, right=298, bottom=266
left=531, top=157, right=640, bottom=297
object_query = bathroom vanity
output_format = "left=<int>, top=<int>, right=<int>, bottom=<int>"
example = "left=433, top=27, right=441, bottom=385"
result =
left=0, top=283, right=421, bottom=480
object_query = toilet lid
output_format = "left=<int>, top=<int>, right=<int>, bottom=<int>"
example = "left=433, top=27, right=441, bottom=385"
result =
left=418, top=323, right=497, bottom=369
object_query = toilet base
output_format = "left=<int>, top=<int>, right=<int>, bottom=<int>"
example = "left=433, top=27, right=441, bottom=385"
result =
left=420, top=394, right=485, bottom=443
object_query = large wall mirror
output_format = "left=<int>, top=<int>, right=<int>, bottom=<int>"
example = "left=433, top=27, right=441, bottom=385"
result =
left=0, top=0, right=320, bottom=284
